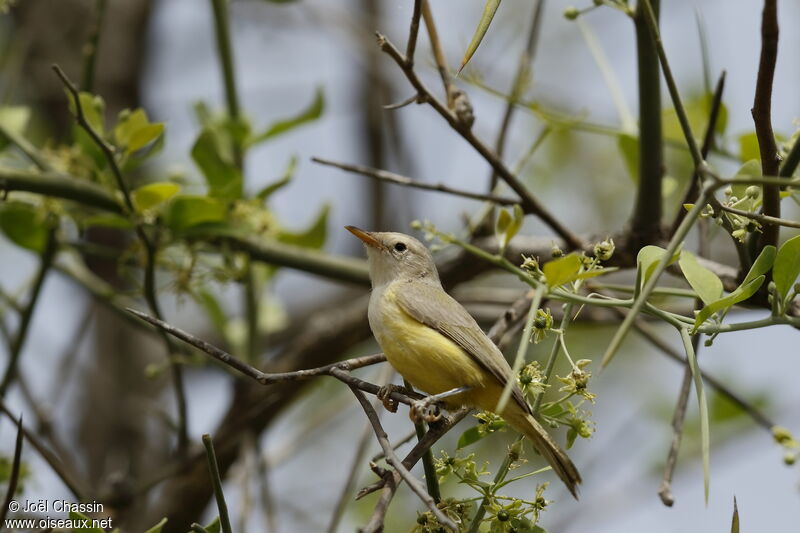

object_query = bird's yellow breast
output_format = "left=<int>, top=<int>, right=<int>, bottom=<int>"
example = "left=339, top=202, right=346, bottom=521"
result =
left=368, top=283, right=488, bottom=399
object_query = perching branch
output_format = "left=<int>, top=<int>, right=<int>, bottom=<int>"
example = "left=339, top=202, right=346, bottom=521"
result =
left=342, top=380, right=458, bottom=531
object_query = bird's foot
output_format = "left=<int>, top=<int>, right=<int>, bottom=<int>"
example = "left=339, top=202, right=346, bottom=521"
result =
left=376, top=383, right=407, bottom=413
left=410, top=396, right=443, bottom=424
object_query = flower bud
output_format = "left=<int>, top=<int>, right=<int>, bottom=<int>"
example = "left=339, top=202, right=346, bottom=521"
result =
left=784, top=452, right=796, bottom=466
left=594, top=237, right=615, bottom=261
left=551, top=244, right=563, bottom=258
left=564, top=7, right=580, bottom=20
left=745, top=185, right=760, bottom=199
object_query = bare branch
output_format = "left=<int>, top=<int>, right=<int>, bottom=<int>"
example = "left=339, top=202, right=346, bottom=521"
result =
left=375, top=32, right=583, bottom=250
left=752, top=0, right=781, bottom=252
left=343, top=379, right=458, bottom=531
left=312, top=157, right=520, bottom=206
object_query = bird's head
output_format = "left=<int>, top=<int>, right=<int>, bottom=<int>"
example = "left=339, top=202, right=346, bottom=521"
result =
left=346, top=226, right=440, bottom=288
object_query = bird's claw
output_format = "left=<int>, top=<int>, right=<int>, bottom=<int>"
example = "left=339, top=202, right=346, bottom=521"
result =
left=410, top=397, right=443, bottom=424
left=377, top=383, right=404, bottom=413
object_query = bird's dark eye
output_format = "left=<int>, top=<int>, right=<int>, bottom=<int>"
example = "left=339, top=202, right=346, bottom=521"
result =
left=394, top=242, right=407, bottom=252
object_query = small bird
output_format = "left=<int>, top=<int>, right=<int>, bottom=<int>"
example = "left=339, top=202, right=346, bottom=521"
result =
left=346, top=226, right=582, bottom=497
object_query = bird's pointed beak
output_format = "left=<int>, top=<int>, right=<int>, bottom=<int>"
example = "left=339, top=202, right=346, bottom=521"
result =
left=345, top=226, right=384, bottom=249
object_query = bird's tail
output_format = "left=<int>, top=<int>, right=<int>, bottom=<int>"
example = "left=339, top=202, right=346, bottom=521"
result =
left=502, top=403, right=582, bottom=498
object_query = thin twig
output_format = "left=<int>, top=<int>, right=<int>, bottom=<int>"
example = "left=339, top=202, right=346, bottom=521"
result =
left=420, top=0, right=455, bottom=106
left=405, top=0, right=422, bottom=66
left=718, top=205, right=800, bottom=229
left=53, top=63, right=190, bottom=449
left=0, top=402, right=86, bottom=500
left=0, top=228, right=57, bottom=396
left=202, top=434, right=234, bottom=533
left=312, top=157, right=519, bottom=205
left=345, top=382, right=458, bottom=531
left=327, top=365, right=395, bottom=533
left=0, top=413, right=24, bottom=524
left=489, top=0, right=544, bottom=191
left=670, top=71, right=725, bottom=235
left=81, top=0, right=108, bottom=92
left=376, top=32, right=583, bottom=250
left=751, top=0, right=780, bottom=253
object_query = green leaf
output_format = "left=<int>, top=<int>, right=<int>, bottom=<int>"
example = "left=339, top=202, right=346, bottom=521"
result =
left=69, top=511, right=104, bottom=532
left=679, top=251, right=723, bottom=305
left=730, top=497, right=739, bottom=533
left=80, top=213, right=134, bottom=230
left=114, top=108, right=164, bottom=152
left=617, top=133, right=639, bottom=181
left=69, top=92, right=105, bottom=134
left=542, top=253, right=583, bottom=288
left=575, top=266, right=618, bottom=280
left=248, top=88, right=324, bottom=146
left=132, top=182, right=181, bottom=213
left=256, top=156, right=297, bottom=201
left=742, top=244, right=776, bottom=285
left=277, top=204, right=329, bottom=249
left=729, top=159, right=762, bottom=199
left=692, top=275, right=765, bottom=333
left=0, top=202, right=49, bottom=252
left=663, top=93, right=727, bottom=144
left=0, top=106, right=31, bottom=150
left=773, top=235, right=800, bottom=305
left=204, top=517, right=221, bottom=533
left=459, top=0, right=502, bottom=72
left=738, top=132, right=760, bottom=163
left=681, top=328, right=710, bottom=505
left=197, top=290, right=228, bottom=339
left=164, top=196, right=228, bottom=233
left=191, top=128, right=243, bottom=200
left=637, top=245, right=681, bottom=288
left=456, top=426, right=485, bottom=449
left=143, top=518, right=167, bottom=533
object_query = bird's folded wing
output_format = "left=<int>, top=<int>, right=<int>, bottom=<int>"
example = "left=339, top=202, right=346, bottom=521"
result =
left=394, top=281, right=531, bottom=413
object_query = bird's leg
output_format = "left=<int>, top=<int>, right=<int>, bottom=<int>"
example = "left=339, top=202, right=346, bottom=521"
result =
left=410, top=386, right=472, bottom=423
left=376, top=383, right=414, bottom=413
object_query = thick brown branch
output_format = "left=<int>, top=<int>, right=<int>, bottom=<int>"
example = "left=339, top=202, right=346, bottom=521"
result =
left=752, top=0, right=780, bottom=252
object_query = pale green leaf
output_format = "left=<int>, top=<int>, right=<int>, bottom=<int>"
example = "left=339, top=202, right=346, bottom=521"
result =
left=637, top=245, right=681, bottom=288
left=143, top=518, right=167, bottom=533
left=692, top=275, right=765, bottom=332
left=730, top=159, right=762, bottom=199
left=773, top=234, right=800, bottom=304
left=248, top=88, right=324, bottom=146
left=0, top=106, right=31, bottom=149
left=459, top=0, right=502, bottom=72
left=69, top=511, right=104, bottom=532
left=192, top=128, right=242, bottom=199
left=256, top=156, right=297, bottom=201
left=543, top=253, right=583, bottom=288
left=681, top=328, right=711, bottom=505
left=132, top=182, right=181, bottom=213
left=165, top=196, right=228, bottom=232
left=0, top=202, right=49, bottom=252
left=742, top=244, right=775, bottom=285
left=617, top=133, right=638, bottom=181
left=679, top=251, right=723, bottom=305
left=277, top=204, right=329, bottom=249
left=495, top=208, right=512, bottom=251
